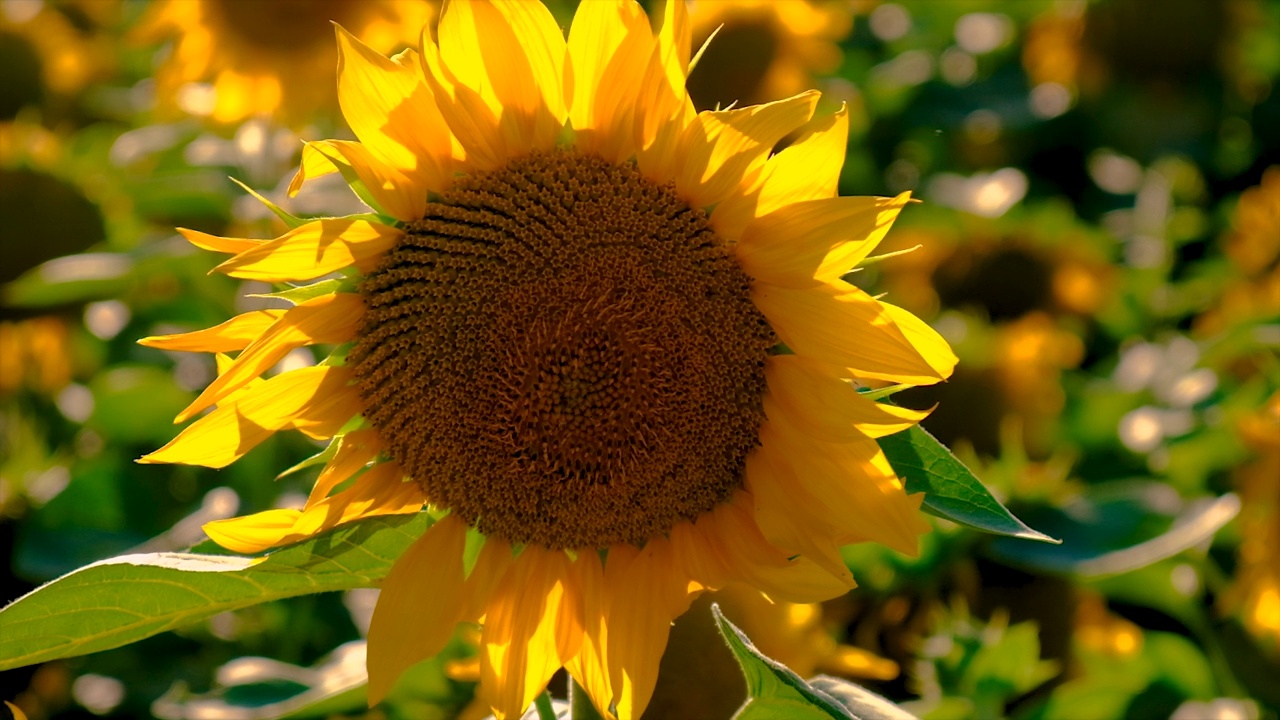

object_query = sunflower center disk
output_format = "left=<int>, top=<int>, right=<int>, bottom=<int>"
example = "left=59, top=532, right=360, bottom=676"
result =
left=351, top=151, right=774, bottom=550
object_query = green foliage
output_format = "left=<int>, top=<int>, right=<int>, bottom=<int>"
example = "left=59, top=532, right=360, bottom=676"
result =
left=713, top=603, right=895, bottom=720
left=0, top=514, right=431, bottom=671
left=880, top=425, right=1059, bottom=544
left=910, top=605, right=1059, bottom=720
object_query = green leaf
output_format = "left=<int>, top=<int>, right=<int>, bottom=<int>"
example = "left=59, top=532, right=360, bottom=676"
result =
left=984, top=485, right=1239, bottom=577
left=808, top=677, right=920, bottom=720
left=3, top=252, right=134, bottom=307
left=711, top=604, right=854, bottom=720
left=877, top=425, right=1059, bottom=544
left=152, top=642, right=368, bottom=720
left=0, top=513, right=432, bottom=672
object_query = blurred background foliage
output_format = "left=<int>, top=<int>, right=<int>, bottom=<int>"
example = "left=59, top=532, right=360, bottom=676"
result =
left=0, top=0, right=1277, bottom=718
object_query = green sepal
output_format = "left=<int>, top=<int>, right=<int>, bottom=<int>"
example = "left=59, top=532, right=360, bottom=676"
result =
left=229, top=177, right=306, bottom=229
left=275, top=434, right=341, bottom=480
left=857, top=383, right=912, bottom=401
left=321, top=344, right=354, bottom=368
left=857, top=244, right=922, bottom=266
left=304, top=143, right=387, bottom=217
left=689, top=24, right=723, bottom=73
left=462, top=525, right=486, bottom=580
left=248, top=277, right=357, bottom=306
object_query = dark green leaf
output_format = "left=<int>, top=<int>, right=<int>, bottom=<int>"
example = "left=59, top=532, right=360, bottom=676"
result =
left=0, top=513, right=432, bottom=671
left=877, top=425, right=1059, bottom=544
left=985, top=485, right=1239, bottom=577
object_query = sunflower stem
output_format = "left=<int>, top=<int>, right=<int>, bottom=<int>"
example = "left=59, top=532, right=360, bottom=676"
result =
left=534, top=691, right=557, bottom=720
left=569, top=677, right=604, bottom=720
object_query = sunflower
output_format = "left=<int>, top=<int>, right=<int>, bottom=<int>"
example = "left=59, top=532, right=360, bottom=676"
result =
left=1221, top=392, right=1280, bottom=648
left=0, top=0, right=118, bottom=110
left=1196, top=166, right=1280, bottom=336
left=686, top=0, right=853, bottom=110
left=134, top=0, right=433, bottom=123
left=138, top=2, right=955, bottom=717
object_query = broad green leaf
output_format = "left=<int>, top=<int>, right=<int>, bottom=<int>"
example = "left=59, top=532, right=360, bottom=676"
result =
left=808, top=677, right=919, bottom=720
left=985, top=485, right=1239, bottom=577
left=877, top=425, right=1059, bottom=544
left=0, top=513, right=432, bottom=672
left=735, top=698, right=839, bottom=720
left=711, top=604, right=854, bottom=720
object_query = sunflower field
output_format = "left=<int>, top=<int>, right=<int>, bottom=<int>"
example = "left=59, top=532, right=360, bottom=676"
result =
left=1, top=1, right=1277, bottom=719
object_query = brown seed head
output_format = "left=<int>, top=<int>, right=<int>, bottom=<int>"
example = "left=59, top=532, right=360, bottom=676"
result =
left=351, top=151, right=772, bottom=549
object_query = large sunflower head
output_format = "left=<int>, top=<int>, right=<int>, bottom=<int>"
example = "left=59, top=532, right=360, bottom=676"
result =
left=135, top=0, right=433, bottom=123
left=139, top=2, right=956, bottom=717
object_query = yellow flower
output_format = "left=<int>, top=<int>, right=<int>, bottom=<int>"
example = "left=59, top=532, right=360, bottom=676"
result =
left=139, top=2, right=955, bottom=718
left=1197, top=166, right=1280, bottom=335
left=134, top=0, right=433, bottom=124
left=0, top=0, right=118, bottom=100
left=686, top=0, right=853, bottom=110
left=0, top=317, right=72, bottom=396
left=1221, top=392, right=1280, bottom=648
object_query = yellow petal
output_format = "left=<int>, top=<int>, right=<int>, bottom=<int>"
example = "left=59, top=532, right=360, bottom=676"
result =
left=461, top=534, right=517, bottom=622
left=139, top=366, right=361, bottom=468
left=753, top=280, right=950, bottom=385
left=701, top=492, right=852, bottom=604
left=676, top=91, right=819, bottom=208
left=138, top=309, right=284, bottom=353
left=737, top=194, right=912, bottom=289
left=712, top=104, right=849, bottom=240
left=213, top=218, right=401, bottom=282
left=481, top=549, right=579, bottom=720
left=367, top=515, right=470, bottom=705
left=302, top=139, right=426, bottom=222
left=880, top=301, right=959, bottom=382
left=633, top=0, right=695, bottom=181
left=657, top=0, right=691, bottom=86
left=290, top=461, right=423, bottom=539
left=567, top=0, right=653, bottom=164
left=178, top=227, right=264, bottom=255
left=307, top=428, right=382, bottom=508
left=759, top=421, right=928, bottom=555
left=287, top=142, right=340, bottom=196
left=744, top=450, right=854, bottom=582
left=564, top=551, right=613, bottom=719
left=670, top=519, right=730, bottom=593
left=202, top=509, right=303, bottom=554
left=601, top=540, right=694, bottom=720
left=177, top=293, right=364, bottom=422
left=765, top=355, right=929, bottom=441
left=419, top=31, right=506, bottom=171
left=435, top=0, right=565, bottom=166
left=335, top=24, right=453, bottom=194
